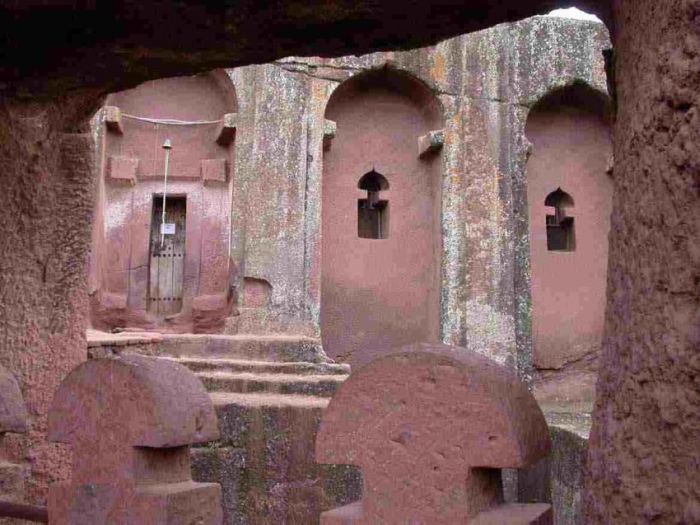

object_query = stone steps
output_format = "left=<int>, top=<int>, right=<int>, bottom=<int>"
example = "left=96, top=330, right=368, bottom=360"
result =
left=197, top=371, right=348, bottom=398
left=150, top=336, right=355, bottom=523
left=156, top=333, right=329, bottom=363
left=192, top=391, right=360, bottom=524
left=210, top=391, right=330, bottom=410
left=162, top=356, right=350, bottom=376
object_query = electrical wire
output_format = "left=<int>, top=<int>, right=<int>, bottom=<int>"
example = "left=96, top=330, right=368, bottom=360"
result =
left=121, top=114, right=222, bottom=126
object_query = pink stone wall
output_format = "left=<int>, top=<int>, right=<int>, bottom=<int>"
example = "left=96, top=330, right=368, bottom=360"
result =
left=321, top=70, right=443, bottom=367
left=526, top=87, right=613, bottom=370
left=586, top=0, right=700, bottom=521
left=90, top=71, right=238, bottom=333
left=0, top=97, right=99, bottom=503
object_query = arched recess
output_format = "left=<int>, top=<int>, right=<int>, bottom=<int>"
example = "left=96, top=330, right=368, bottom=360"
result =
left=91, top=69, right=239, bottom=333
left=321, top=67, right=444, bottom=367
left=525, top=82, right=613, bottom=371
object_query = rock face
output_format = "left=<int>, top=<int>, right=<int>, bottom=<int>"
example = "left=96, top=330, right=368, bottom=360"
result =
left=0, top=2, right=697, bottom=524
left=585, top=0, right=700, bottom=523
left=11, top=13, right=613, bottom=509
left=91, top=15, right=611, bottom=376
left=0, top=365, right=30, bottom=505
left=156, top=344, right=361, bottom=524
left=316, top=343, right=553, bottom=524
left=0, top=1, right=609, bottom=100
left=0, top=97, right=96, bottom=502
left=222, top=16, right=610, bottom=374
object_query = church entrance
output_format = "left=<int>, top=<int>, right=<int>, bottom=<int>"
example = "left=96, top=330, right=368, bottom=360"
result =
left=148, top=195, right=187, bottom=316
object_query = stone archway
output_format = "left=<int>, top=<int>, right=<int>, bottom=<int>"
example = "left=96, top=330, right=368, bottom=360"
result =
left=321, top=68, right=444, bottom=367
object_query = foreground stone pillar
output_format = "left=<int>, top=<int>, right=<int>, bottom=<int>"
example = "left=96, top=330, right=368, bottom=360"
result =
left=47, top=355, right=223, bottom=524
left=585, top=1, right=700, bottom=522
left=316, top=343, right=552, bottom=524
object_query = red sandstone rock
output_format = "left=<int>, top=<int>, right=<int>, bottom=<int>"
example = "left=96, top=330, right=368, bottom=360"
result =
left=47, top=355, right=222, bottom=524
left=0, top=365, right=30, bottom=502
left=322, top=70, right=444, bottom=368
left=526, top=85, right=613, bottom=370
left=0, top=366, right=29, bottom=436
left=92, top=71, right=239, bottom=334
left=0, top=2, right=695, bottom=522
left=316, top=343, right=552, bottom=524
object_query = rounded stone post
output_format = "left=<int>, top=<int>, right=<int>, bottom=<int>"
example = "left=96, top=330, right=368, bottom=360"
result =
left=316, top=343, right=553, bottom=524
left=47, top=354, right=222, bottom=524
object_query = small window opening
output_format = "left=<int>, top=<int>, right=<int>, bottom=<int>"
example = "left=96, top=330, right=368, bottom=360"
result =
left=545, top=188, right=575, bottom=251
left=357, top=170, right=389, bottom=239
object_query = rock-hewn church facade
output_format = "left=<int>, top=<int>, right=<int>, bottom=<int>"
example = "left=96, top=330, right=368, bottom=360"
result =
left=83, top=15, right=613, bottom=522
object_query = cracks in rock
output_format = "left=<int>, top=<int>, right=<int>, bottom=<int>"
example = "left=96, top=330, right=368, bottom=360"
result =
left=272, top=60, right=359, bottom=84
left=272, top=61, right=530, bottom=108
left=271, top=64, right=343, bottom=84
left=272, top=63, right=342, bottom=84
left=274, top=60, right=361, bottom=73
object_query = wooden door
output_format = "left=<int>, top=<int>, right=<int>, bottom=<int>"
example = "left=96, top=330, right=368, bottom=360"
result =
left=148, top=196, right=186, bottom=316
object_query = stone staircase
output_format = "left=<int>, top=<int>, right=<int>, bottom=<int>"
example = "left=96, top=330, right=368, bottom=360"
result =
left=86, top=330, right=359, bottom=524
left=159, top=351, right=357, bottom=525
left=166, top=356, right=349, bottom=398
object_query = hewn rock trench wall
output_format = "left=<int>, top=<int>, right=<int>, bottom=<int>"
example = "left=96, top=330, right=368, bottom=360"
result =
left=586, top=0, right=700, bottom=522
left=0, top=1, right=697, bottom=523
left=226, top=15, right=610, bottom=377
left=0, top=97, right=98, bottom=501
left=1, top=13, right=611, bottom=513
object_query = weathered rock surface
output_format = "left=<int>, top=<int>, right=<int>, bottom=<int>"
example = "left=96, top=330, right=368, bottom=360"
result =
left=0, top=1, right=609, bottom=101
left=0, top=1, right=696, bottom=523
left=48, top=354, right=222, bottom=524
left=155, top=339, right=357, bottom=524
left=226, top=16, right=610, bottom=373
left=0, top=365, right=30, bottom=507
left=585, top=0, right=700, bottom=522
left=192, top=392, right=360, bottom=524
left=0, top=97, right=96, bottom=502
left=2, top=12, right=612, bottom=506
left=522, top=366, right=596, bottom=525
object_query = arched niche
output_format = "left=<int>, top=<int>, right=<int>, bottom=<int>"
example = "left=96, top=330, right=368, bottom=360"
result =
left=93, top=70, right=239, bottom=332
left=525, top=82, right=613, bottom=370
left=321, top=67, right=444, bottom=367
left=107, top=69, right=238, bottom=120
left=357, top=169, right=390, bottom=191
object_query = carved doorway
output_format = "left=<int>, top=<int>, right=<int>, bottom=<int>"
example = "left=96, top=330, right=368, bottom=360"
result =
left=148, top=195, right=186, bottom=316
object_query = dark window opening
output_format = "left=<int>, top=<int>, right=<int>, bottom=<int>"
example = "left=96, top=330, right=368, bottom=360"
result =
left=358, top=199, right=389, bottom=239
left=358, top=170, right=390, bottom=239
left=545, top=188, right=575, bottom=251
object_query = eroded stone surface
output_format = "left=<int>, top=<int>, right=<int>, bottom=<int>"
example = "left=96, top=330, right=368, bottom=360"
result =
left=0, top=365, right=29, bottom=506
left=0, top=98, right=97, bottom=502
left=0, top=1, right=610, bottom=100
left=224, top=16, right=610, bottom=373
left=47, top=355, right=222, bottom=524
left=317, top=343, right=552, bottom=523
left=585, top=1, right=700, bottom=522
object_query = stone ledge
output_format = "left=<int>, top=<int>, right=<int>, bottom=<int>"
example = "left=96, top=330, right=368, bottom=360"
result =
left=157, top=334, right=330, bottom=363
